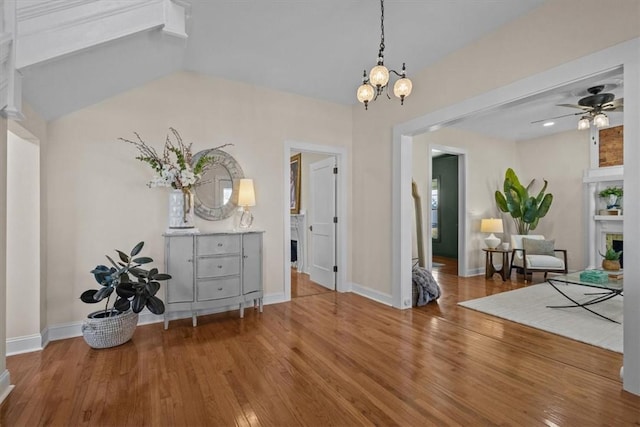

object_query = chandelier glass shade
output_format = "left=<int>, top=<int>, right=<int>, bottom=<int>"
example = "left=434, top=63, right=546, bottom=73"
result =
left=356, top=0, right=412, bottom=110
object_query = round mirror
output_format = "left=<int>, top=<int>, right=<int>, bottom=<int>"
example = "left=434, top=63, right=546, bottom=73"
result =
left=192, top=149, right=244, bottom=221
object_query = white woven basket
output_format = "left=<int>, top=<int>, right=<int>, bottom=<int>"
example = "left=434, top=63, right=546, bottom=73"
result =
left=81, top=309, right=139, bottom=349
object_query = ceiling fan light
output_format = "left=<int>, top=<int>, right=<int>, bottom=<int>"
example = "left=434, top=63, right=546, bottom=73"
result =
left=593, top=112, right=609, bottom=128
left=577, top=117, right=590, bottom=130
left=369, top=65, right=390, bottom=88
left=393, top=77, right=413, bottom=101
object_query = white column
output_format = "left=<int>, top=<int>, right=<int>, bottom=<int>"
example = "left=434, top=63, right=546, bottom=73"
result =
left=586, top=182, right=597, bottom=269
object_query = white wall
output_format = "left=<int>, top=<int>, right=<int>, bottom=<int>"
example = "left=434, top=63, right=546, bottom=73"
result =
left=7, top=131, right=40, bottom=338
left=45, top=71, right=352, bottom=325
left=516, top=129, right=590, bottom=270
left=0, top=114, right=9, bottom=400
left=413, top=128, right=517, bottom=273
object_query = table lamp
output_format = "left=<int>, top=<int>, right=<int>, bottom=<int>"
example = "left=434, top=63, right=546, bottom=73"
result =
left=236, top=178, right=256, bottom=229
left=480, top=218, right=503, bottom=249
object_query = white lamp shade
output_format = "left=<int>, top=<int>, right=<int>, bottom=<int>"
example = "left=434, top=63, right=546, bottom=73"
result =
left=577, top=117, right=590, bottom=130
left=593, top=112, right=609, bottom=128
left=357, top=83, right=375, bottom=103
left=237, top=179, right=256, bottom=207
left=393, top=77, right=412, bottom=99
left=369, top=64, right=390, bottom=87
left=480, top=218, right=503, bottom=234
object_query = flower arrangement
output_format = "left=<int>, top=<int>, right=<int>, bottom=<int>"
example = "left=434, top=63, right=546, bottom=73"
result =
left=119, top=128, right=229, bottom=190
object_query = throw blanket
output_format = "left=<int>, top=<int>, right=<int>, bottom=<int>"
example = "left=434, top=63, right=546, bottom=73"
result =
left=413, top=266, right=441, bottom=306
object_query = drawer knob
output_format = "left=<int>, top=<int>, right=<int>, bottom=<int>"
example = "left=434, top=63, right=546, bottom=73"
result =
left=218, top=287, right=223, bottom=291
left=218, top=265, right=223, bottom=269
left=243, top=255, right=248, bottom=259
left=217, top=243, right=223, bottom=247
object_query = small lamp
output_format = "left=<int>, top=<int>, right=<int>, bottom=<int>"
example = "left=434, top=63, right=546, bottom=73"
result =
left=480, top=218, right=503, bottom=249
left=236, top=178, right=255, bottom=229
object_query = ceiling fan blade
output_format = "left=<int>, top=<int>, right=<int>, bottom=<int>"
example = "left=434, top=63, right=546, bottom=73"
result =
left=557, top=103, right=593, bottom=111
left=530, top=111, right=583, bottom=124
left=601, top=98, right=624, bottom=110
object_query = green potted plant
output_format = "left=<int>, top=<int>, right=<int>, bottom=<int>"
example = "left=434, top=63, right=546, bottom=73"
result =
left=599, top=245, right=622, bottom=271
left=494, top=168, right=553, bottom=235
left=598, top=186, right=623, bottom=209
left=79, top=241, right=171, bottom=348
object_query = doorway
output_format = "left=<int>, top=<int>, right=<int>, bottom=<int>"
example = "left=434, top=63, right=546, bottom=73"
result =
left=431, top=151, right=459, bottom=274
left=283, top=141, right=348, bottom=302
left=290, top=151, right=336, bottom=298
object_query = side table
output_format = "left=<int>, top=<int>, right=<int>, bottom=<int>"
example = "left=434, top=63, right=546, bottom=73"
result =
left=483, top=248, right=510, bottom=281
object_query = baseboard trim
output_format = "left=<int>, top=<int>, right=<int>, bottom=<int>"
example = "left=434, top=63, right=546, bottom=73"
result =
left=0, top=369, right=14, bottom=405
left=350, top=282, right=393, bottom=306
left=467, top=267, right=484, bottom=277
left=6, top=334, right=43, bottom=356
left=41, top=292, right=288, bottom=345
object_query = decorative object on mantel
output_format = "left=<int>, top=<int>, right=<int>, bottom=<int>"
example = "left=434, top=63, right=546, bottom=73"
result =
left=480, top=218, right=503, bottom=249
left=235, top=178, right=256, bottom=229
left=495, top=168, right=553, bottom=235
left=600, top=245, right=622, bottom=271
left=119, top=128, right=230, bottom=232
left=79, top=241, right=171, bottom=348
left=355, top=0, right=412, bottom=110
left=598, top=186, right=623, bottom=209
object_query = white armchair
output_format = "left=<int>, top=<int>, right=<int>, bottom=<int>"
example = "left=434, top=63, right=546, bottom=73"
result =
left=509, top=235, right=567, bottom=282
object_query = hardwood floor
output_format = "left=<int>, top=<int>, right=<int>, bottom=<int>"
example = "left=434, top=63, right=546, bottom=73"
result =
left=2, top=270, right=639, bottom=426
left=291, top=268, right=332, bottom=298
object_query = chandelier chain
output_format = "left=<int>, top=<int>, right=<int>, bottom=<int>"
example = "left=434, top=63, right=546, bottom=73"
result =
left=378, top=0, right=385, bottom=59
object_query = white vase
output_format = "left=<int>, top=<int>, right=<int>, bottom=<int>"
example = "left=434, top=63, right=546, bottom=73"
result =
left=168, top=188, right=196, bottom=230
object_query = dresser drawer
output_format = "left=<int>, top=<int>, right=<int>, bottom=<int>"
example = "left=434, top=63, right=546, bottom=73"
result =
left=197, top=235, right=240, bottom=256
left=197, top=256, right=240, bottom=278
left=197, top=277, right=240, bottom=301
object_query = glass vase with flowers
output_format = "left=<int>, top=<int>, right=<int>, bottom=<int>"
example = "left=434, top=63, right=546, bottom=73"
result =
left=119, top=128, right=230, bottom=231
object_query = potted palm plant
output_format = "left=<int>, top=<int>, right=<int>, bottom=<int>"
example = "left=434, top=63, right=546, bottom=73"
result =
left=494, top=168, right=553, bottom=235
left=79, top=241, right=171, bottom=348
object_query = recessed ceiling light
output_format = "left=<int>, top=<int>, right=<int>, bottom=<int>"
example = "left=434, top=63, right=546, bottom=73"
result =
left=543, top=121, right=555, bottom=127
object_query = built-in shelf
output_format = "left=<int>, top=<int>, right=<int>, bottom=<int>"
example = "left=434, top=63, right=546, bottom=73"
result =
left=583, top=165, right=624, bottom=269
left=594, top=215, right=624, bottom=221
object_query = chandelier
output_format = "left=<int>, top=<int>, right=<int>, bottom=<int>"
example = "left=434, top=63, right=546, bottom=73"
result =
left=356, top=0, right=413, bottom=110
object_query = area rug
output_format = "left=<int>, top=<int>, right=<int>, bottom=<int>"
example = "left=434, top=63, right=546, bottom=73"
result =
left=458, top=283, right=622, bottom=353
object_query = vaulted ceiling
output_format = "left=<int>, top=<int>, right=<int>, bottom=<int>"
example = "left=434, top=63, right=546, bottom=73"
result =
left=20, top=1, right=624, bottom=142
left=20, top=0, right=545, bottom=121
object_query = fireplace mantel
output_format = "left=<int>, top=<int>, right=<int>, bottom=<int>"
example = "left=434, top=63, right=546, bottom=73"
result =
left=583, top=166, right=623, bottom=269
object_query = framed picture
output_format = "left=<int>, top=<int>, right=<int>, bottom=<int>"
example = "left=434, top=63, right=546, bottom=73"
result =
left=290, top=153, right=301, bottom=214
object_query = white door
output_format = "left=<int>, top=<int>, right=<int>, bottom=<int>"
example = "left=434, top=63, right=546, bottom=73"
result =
left=309, top=157, right=336, bottom=289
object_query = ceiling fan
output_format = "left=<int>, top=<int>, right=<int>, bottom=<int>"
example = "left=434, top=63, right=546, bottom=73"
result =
left=531, top=85, right=624, bottom=128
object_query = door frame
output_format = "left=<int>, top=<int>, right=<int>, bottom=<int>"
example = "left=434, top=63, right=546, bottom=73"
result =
left=283, top=141, right=348, bottom=301
left=427, top=146, right=466, bottom=275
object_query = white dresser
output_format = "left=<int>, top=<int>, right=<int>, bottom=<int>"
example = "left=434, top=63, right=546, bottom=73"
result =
left=163, top=231, right=264, bottom=329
